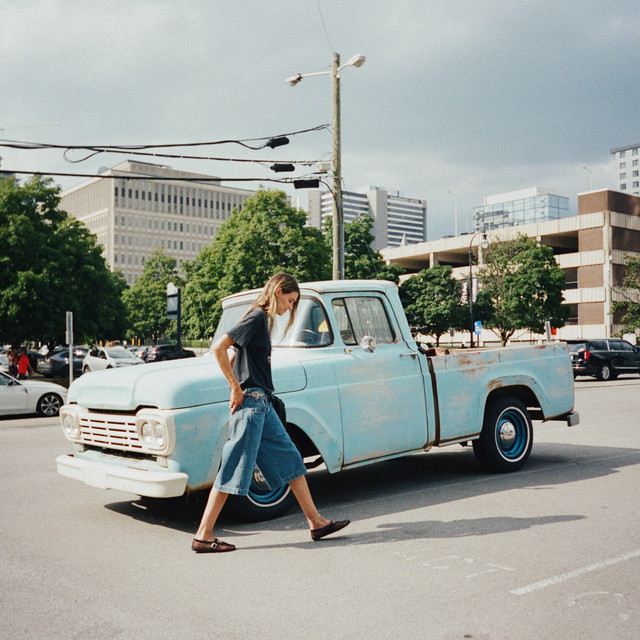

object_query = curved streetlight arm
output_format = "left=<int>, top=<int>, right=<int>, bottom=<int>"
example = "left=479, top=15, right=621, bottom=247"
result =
left=285, top=70, right=330, bottom=86
left=285, top=54, right=366, bottom=86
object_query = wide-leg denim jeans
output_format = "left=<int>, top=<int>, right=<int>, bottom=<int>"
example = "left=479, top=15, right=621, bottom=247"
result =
left=213, top=389, right=307, bottom=496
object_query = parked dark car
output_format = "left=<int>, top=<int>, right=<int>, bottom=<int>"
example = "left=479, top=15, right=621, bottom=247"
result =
left=144, top=344, right=196, bottom=362
left=26, top=349, right=44, bottom=372
left=569, top=338, right=640, bottom=380
left=38, top=347, right=89, bottom=378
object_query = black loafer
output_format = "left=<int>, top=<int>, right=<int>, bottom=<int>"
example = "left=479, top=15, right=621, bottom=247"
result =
left=192, top=537, right=236, bottom=553
left=311, top=519, right=350, bottom=541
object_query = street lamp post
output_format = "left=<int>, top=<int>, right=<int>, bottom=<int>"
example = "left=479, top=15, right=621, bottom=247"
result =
left=331, top=53, right=343, bottom=280
left=286, top=53, right=366, bottom=279
left=468, top=231, right=488, bottom=348
left=448, top=190, right=458, bottom=236
left=582, top=165, right=599, bottom=190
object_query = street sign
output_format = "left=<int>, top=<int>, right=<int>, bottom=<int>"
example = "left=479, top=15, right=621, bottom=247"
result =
left=167, top=282, right=180, bottom=320
left=474, top=320, right=482, bottom=335
left=166, top=282, right=182, bottom=349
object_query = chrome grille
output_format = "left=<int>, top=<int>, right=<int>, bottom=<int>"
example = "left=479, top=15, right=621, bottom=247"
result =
left=79, top=413, right=143, bottom=451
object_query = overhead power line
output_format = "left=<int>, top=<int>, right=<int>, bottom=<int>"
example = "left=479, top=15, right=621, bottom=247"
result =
left=0, top=124, right=329, bottom=156
left=3, top=168, right=324, bottom=191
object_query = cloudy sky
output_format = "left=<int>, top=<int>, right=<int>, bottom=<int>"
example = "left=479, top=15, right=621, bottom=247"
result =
left=2, top=0, right=639, bottom=240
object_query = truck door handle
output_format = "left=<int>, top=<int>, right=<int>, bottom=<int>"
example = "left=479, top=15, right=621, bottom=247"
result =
left=400, top=352, right=418, bottom=359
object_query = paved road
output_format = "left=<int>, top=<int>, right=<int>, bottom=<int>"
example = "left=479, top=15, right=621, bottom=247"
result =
left=1, top=376, right=639, bottom=639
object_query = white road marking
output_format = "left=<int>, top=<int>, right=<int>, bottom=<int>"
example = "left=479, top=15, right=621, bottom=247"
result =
left=510, top=549, right=640, bottom=595
left=467, top=562, right=516, bottom=579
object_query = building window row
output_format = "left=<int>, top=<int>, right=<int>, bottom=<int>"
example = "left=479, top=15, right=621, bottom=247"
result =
left=618, top=148, right=640, bottom=159
left=113, top=185, right=245, bottom=220
left=115, top=214, right=218, bottom=236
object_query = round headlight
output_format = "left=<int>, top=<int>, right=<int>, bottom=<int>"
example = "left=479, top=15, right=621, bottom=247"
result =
left=153, top=423, right=165, bottom=447
left=141, top=421, right=153, bottom=444
left=62, top=414, right=79, bottom=438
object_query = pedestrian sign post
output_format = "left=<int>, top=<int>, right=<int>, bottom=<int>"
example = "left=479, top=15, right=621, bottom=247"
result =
left=166, top=282, right=182, bottom=349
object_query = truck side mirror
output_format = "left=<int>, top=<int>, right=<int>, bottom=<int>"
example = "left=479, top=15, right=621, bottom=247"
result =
left=360, top=336, right=376, bottom=352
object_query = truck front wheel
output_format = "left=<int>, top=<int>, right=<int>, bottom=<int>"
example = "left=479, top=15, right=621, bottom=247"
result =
left=229, top=467, right=296, bottom=522
left=473, top=396, right=533, bottom=473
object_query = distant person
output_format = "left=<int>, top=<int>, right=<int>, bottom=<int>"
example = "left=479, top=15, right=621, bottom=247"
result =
left=193, top=272, right=350, bottom=553
left=8, top=349, right=19, bottom=378
left=17, top=348, right=33, bottom=379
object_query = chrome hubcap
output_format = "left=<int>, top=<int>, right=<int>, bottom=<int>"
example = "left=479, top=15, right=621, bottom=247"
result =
left=498, top=420, right=517, bottom=448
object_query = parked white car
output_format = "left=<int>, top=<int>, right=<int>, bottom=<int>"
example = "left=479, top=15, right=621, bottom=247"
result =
left=0, top=371, right=67, bottom=417
left=82, top=346, right=144, bottom=373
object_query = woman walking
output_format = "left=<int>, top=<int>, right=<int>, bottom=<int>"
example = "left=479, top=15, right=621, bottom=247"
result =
left=193, top=273, right=349, bottom=553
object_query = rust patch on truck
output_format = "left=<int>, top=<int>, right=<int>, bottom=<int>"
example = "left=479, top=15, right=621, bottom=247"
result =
left=488, top=378, right=506, bottom=391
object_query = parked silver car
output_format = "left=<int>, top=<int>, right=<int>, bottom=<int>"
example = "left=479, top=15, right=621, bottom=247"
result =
left=82, top=346, right=144, bottom=373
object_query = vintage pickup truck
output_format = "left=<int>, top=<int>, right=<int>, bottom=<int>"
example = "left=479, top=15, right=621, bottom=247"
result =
left=56, top=279, right=578, bottom=520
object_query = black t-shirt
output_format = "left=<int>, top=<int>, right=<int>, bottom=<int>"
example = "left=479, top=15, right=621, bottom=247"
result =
left=226, top=307, right=274, bottom=393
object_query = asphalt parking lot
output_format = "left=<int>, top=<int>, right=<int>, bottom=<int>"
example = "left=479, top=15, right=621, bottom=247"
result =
left=1, top=375, right=639, bottom=639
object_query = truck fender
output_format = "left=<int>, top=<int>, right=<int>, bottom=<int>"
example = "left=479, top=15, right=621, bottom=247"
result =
left=483, top=376, right=542, bottom=419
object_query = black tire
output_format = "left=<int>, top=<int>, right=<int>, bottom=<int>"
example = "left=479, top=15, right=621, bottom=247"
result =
left=228, top=467, right=296, bottom=522
left=37, top=392, right=63, bottom=417
left=473, top=395, right=533, bottom=473
left=596, top=364, right=612, bottom=381
left=83, top=366, right=90, bottom=373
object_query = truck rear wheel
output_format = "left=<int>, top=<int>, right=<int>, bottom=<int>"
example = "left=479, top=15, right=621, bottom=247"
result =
left=229, top=467, right=296, bottom=522
left=473, top=396, right=533, bottom=473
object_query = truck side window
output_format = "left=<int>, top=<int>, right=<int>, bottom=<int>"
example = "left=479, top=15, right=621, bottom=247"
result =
left=332, top=297, right=395, bottom=345
left=332, top=299, right=356, bottom=345
left=272, top=298, right=333, bottom=347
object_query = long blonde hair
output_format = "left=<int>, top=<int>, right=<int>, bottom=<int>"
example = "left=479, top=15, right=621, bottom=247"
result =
left=249, top=272, right=300, bottom=334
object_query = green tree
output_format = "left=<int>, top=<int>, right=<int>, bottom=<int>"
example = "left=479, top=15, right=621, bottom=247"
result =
left=324, top=213, right=405, bottom=282
left=612, top=254, right=640, bottom=332
left=122, top=247, right=183, bottom=342
left=182, top=189, right=331, bottom=338
left=400, top=265, right=467, bottom=345
left=0, top=175, right=127, bottom=345
left=476, top=235, right=569, bottom=345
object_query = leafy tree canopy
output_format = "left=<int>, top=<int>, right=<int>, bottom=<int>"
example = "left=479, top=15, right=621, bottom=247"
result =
left=0, top=175, right=127, bottom=346
left=612, top=254, right=640, bottom=333
left=122, top=247, right=183, bottom=343
left=476, top=235, right=569, bottom=345
left=324, top=213, right=405, bottom=283
left=182, top=189, right=331, bottom=338
left=400, top=265, right=467, bottom=345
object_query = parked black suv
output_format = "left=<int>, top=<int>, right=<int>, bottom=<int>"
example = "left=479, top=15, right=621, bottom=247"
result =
left=144, top=344, right=196, bottom=362
left=569, top=338, right=640, bottom=380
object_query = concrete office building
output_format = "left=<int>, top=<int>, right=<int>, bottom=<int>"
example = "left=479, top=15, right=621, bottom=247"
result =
left=60, top=161, right=255, bottom=285
left=611, top=142, right=640, bottom=196
left=473, top=187, right=570, bottom=232
left=307, top=186, right=427, bottom=250
left=382, top=190, right=640, bottom=343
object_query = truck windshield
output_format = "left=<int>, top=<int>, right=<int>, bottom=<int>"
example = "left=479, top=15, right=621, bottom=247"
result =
left=214, top=298, right=333, bottom=348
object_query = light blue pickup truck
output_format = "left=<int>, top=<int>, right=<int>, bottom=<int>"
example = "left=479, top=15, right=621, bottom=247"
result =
left=56, top=280, right=578, bottom=520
